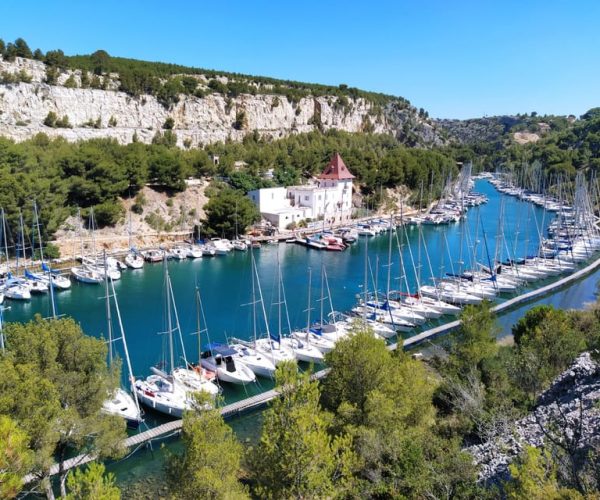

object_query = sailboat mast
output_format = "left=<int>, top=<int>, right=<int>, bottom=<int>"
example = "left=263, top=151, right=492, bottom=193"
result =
left=195, top=287, right=202, bottom=362
left=363, top=231, right=368, bottom=321
left=33, top=201, right=44, bottom=263
left=386, top=215, right=393, bottom=300
left=165, top=262, right=175, bottom=374
left=104, top=251, right=114, bottom=367
left=319, top=263, right=325, bottom=327
left=251, top=252, right=257, bottom=345
left=277, top=259, right=282, bottom=340
left=306, top=268, right=312, bottom=336
left=1, top=209, right=9, bottom=274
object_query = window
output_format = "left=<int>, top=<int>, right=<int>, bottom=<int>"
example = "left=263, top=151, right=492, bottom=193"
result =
left=271, top=193, right=274, bottom=200
left=305, top=195, right=309, bottom=201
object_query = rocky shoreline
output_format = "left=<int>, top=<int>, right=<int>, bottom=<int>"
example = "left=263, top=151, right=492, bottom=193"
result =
left=467, top=352, right=600, bottom=484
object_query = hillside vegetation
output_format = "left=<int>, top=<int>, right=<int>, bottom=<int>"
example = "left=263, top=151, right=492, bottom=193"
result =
left=0, top=130, right=456, bottom=248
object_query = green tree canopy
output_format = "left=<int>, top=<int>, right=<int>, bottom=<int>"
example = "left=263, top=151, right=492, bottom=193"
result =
left=166, top=394, right=248, bottom=499
left=0, top=317, right=126, bottom=498
left=65, top=462, right=120, bottom=500
left=0, top=415, right=33, bottom=499
left=202, top=187, right=259, bottom=238
left=249, top=362, right=357, bottom=498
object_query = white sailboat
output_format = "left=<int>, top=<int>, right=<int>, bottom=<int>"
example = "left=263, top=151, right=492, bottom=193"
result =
left=135, top=262, right=201, bottom=417
left=100, top=255, right=143, bottom=427
left=274, top=261, right=324, bottom=364
left=291, top=268, right=336, bottom=354
left=125, top=211, right=144, bottom=269
left=236, top=251, right=296, bottom=366
left=192, top=287, right=255, bottom=385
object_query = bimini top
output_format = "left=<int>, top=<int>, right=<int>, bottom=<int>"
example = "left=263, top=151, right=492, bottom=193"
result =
left=318, top=152, right=355, bottom=180
left=204, top=343, right=237, bottom=357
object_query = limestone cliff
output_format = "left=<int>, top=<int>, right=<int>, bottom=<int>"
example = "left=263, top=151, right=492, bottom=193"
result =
left=0, top=57, right=445, bottom=147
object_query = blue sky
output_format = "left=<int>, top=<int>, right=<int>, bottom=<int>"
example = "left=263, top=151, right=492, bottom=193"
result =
left=1, top=0, right=598, bottom=119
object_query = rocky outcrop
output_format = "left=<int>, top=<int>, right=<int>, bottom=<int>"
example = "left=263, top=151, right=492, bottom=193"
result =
left=467, top=353, right=600, bottom=484
left=435, top=116, right=522, bottom=145
left=0, top=57, right=446, bottom=147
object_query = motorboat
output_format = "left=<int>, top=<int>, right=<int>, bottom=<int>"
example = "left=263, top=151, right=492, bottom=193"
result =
left=125, top=251, right=144, bottom=269
left=200, top=343, right=256, bottom=385
left=229, top=342, right=277, bottom=378
left=71, top=266, right=103, bottom=284
left=142, top=249, right=165, bottom=262
left=185, top=245, right=204, bottom=259
left=280, top=336, right=325, bottom=364
left=102, top=387, right=144, bottom=428
left=134, top=375, right=191, bottom=418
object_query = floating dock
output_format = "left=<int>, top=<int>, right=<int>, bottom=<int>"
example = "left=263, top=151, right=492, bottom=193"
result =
left=24, top=254, right=600, bottom=484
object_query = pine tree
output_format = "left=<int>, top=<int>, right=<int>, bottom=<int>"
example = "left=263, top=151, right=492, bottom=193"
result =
left=166, top=394, right=248, bottom=499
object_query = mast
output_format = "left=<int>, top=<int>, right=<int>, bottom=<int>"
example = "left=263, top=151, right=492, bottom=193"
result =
left=385, top=214, right=393, bottom=301
left=251, top=251, right=258, bottom=346
left=110, top=276, right=140, bottom=412
left=362, top=228, right=368, bottom=321
left=305, top=267, right=312, bottom=338
left=17, top=209, right=26, bottom=272
left=1, top=209, right=9, bottom=274
left=195, top=287, right=202, bottom=362
left=104, top=251, right=114, bottom=367
left=165, top=260, right=174, bottom=375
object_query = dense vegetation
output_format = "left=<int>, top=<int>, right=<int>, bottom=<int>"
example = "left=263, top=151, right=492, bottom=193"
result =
left=0, top=36, right=407, bottom=109
left=0, top=316, right=126, bottom=498
left=440, top=109, right=600, bottom=184
left=162, top=302, right=600, bottom=499
left=2, top=301, right=600, bottom=498
left=0, top=130, right=456, bottom=249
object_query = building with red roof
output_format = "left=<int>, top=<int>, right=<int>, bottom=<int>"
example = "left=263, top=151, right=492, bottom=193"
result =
left=248, top=153, right=354, bottom=230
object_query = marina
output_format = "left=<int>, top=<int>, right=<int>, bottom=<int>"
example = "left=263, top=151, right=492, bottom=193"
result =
left=3, top=175, right=599, bottom=418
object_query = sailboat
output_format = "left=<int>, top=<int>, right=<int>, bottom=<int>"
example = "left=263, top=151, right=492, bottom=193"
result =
left=100, top=254, right=143, bottom=428
left=25, top=201, right=71, bottom=290
left=1, top=209, right=32, bottom=301
left=134, top=262, right=200, bottom=417
left=274, top=260, right=324, bottom=364
left=193, top=287, right=255, bottom=385
left=291, top=268, right=336, bottom=354
left=233, top=251, right=296, bottom=366
left=125, top=210, right=144, bottom=269
left=71, top=209, right=103, bottom=284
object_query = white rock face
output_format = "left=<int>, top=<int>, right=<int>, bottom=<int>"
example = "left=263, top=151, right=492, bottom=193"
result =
left=0, top=57, right=444, bottom=147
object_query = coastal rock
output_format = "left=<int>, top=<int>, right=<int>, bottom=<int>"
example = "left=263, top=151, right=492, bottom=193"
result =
left=467, top=353, right=600, bottom=484
left=0, top=57, right=447, bottom=148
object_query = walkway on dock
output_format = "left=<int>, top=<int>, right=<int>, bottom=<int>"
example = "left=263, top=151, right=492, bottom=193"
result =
left=24, top=253, right=600, bottom=484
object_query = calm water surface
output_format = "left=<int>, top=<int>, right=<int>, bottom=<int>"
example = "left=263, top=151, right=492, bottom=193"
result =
left=7, top=180, right=600, bottom=490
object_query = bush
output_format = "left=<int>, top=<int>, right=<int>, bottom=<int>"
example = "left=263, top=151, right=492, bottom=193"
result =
left=108, top=116, right=117, bottom=127
left=163, top=117, right=175, bottom=130
left=63, top=74, right=77, bottom=88
left=43, top=111, right=57, bottom=127
left=92, top=200, right=125, bottom=227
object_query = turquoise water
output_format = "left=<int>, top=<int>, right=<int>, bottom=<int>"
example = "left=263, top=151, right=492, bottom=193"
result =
left=4, top=180, right=552, bottom=415
left=9, top=179, right=600, bottom=492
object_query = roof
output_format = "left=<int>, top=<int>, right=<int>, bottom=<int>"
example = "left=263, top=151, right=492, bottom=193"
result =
left=318, top=153, right=355, bottom=180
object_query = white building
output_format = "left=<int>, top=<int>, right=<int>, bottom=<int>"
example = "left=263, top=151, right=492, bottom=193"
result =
left=248, top=153, right=354, bottom=230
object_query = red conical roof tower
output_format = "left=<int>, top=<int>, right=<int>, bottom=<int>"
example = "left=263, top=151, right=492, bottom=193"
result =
left=318, top=152, right=355, bottom=180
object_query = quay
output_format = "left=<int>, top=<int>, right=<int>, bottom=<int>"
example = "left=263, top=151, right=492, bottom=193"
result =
left=23, top=253, right=600, bottom=484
